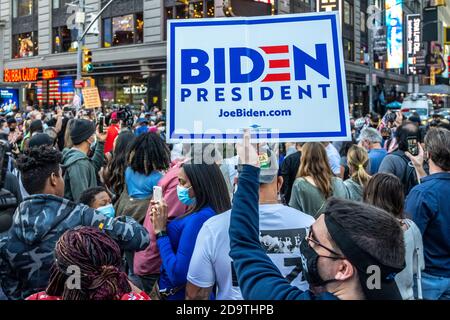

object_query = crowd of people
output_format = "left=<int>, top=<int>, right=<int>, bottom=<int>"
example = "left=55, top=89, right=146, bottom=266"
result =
left=0, top=104, right=448, bottom=301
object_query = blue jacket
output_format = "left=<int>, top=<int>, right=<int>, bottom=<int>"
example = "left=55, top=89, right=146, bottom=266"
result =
left=405, top=172, right=450, bottom=277
left=0, top=194, right=150, bottom=300
left=157, top=206, right=216, bottom=300
left=229, top=165, right=338, bottom=300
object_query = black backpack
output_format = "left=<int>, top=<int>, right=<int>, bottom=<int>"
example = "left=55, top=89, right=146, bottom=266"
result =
left=0, top=187, right=18, bottom=233
left=391, top=150, right=418, bottom=196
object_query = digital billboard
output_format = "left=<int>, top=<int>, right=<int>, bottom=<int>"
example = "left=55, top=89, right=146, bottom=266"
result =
left=386, top=0, right=403, bottom=69
left=0, top=88, right=19, bottom=109
left=407, top=14, right=421, bottom=75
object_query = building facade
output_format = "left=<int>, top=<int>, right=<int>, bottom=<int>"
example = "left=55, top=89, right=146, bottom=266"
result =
left=0, top=0, right=428, bottom=114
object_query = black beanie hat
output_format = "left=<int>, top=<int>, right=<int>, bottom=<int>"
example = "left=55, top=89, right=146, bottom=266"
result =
left=29, top=133, right=54, bottom=148
left=70, top=119, right=96, bottom=145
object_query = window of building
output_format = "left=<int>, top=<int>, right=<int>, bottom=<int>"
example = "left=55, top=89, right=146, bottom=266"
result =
left=13, top=0, right=33, bottom=18
left=53, top=0, right=60, bottom=9
left=343, top=38, right=354, bottom=61
left=344, top=1, right=354, bottom=26
left=12, top=31, right=38, bottom=59
left=361, top=11, right=366, bottom=32
left=103, top=13, right=143, bottom=48
left=53, top=26, right=77, bottom=53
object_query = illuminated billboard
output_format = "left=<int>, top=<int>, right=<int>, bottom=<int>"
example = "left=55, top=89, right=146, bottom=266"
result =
left=386, top=0, right=403, bottom=69
left=407, top=14, right=421, bottom=75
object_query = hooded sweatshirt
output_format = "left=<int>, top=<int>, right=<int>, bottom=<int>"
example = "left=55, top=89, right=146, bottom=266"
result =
left=61, top=141, right=104, bottom=202
left=0, top=194, right=150, bottom=300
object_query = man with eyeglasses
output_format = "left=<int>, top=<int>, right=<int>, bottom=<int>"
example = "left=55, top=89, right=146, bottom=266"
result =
left=229, top=130, right=406, bottom=300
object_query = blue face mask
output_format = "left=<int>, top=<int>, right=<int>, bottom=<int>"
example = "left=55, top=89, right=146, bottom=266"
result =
left=177, top=185, right=196, bottom=206
left=96, top=204, right=115, bottom=219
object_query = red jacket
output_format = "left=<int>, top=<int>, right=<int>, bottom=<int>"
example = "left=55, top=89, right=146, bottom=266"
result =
left=104, top=124, right=120, bottom=154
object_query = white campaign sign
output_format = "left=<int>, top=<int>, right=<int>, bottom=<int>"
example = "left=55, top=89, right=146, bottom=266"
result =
left=167, top=12, right=350, bottom=142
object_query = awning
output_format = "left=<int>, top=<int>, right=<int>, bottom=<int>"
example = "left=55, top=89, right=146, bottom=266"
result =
left=419, top=85, right=450, bottom=95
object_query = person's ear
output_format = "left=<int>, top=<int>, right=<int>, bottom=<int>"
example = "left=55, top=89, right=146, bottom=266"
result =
left=49, top=172, right=58, bottom=187
left=277, top=176, right=283, bottom=193
left=334, top=259, right=355, bottom=281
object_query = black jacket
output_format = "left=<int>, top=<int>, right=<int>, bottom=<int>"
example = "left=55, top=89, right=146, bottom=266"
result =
left=280, top=151, right=301, bottom=204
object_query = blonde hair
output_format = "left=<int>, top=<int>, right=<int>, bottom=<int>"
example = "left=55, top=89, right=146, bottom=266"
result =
left=297, top=142, right=334, bottom=199
left=347, top=145, right=371, bottom=187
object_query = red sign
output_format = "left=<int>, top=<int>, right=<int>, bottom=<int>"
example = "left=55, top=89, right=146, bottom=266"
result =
left=4, top=68, right=39, bottom=82
left=75, top=80, right=85, bottom=88
left=42, top=69, right=58, bottom=80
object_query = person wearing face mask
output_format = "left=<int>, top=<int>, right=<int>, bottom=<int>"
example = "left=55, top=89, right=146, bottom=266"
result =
left=79, top=186, right=114, bottom=218
left=228, top=130, right=406, bottom=300
left=0, top=146, right=150, bottom=300
left=186, top=146, right=314, bottom=300
left=61, top=119, right=106, bottom=202
left=149, top=162, right=231, bottom=300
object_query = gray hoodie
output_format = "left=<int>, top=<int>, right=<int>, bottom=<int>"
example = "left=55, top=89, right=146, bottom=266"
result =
left=61, top=141, right=104, bottom=201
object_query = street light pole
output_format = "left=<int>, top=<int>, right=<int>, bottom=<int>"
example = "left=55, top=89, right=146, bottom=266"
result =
left=76, top=0, right=85, bottom=105
left=74, top=0, right=116, bottom=110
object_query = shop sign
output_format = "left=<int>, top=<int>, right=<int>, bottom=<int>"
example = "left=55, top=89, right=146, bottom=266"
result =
left=124, top=85, right=148, bottom=94
left=4, top=68, right=39, bottom=82
left=75, top=80, right=86, bottom=88
left=42, top=69, right=59, bottom=80
left=167, top=12, right=350, bottom=142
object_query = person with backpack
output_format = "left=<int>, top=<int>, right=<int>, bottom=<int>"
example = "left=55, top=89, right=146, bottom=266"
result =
left=378, top=122, right=422, bottom=196
left=61, top=119, right=106, bottom=202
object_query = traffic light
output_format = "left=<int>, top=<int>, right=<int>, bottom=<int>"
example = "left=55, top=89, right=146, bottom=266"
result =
left=82, top=48, right=93, bottom=73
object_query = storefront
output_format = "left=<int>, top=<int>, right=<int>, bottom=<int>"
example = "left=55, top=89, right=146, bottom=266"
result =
left=2, top=59, right=167, bottom=110
left=3, top=67, right=76, bottom=108
left=96, top=71, right=165, bottom=109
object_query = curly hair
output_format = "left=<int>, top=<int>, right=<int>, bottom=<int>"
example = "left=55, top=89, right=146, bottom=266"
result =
left=16, top=145, right=62, bottom=194
left=127, top=132, right=170, bottom=175
left=46, top=226, right=131, bottom=300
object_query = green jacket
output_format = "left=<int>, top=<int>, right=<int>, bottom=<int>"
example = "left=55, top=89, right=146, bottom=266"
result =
left=61, top=142, right=105, bottom=202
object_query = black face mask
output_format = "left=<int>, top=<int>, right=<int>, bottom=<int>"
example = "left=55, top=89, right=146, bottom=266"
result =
left=299, top=240, right=343, bottom=287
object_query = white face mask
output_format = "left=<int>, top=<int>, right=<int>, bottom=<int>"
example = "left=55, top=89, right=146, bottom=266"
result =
left=2, top=127, right=10, bottom=134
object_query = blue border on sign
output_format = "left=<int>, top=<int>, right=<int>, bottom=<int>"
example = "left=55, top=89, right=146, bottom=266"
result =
left=169, top=14, right=347, bottom=140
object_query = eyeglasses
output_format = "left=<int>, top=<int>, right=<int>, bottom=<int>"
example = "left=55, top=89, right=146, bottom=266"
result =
left=305, top=228, right=345, bottom=259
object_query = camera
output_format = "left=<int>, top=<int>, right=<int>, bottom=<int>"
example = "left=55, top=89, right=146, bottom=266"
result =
left=116, top=105, right=134, bottom=128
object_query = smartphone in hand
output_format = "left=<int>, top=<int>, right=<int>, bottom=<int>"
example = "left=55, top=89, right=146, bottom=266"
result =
left=153, top=186, right=163, bottom=202
left=407, top=136, right=419, bottom=156
left=99, top=116, right=105, bottom=133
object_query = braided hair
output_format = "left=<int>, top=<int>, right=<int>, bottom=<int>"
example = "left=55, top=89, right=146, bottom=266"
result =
left=127, top=132, right=170, bottom=175
left=16, top=145, right=62, bottom=194
left=46, top=226, right=131, bottom=300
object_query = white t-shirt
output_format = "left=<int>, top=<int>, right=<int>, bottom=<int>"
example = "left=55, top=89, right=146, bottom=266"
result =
left=187, top=204, right=315, bottom=300
left=326, top=143, right=341, bottom=176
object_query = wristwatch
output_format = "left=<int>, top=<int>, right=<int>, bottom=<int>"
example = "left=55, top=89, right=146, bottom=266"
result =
left=156, top=230, right=168, bottom=239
